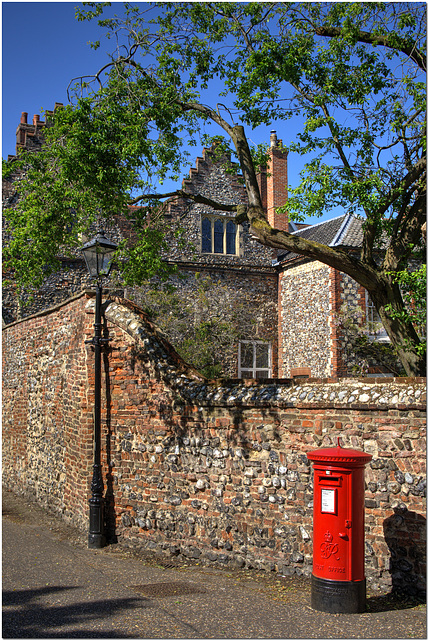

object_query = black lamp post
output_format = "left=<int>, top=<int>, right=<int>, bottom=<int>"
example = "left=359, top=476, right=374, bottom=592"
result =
left=81, top=232, right=117, bottom=549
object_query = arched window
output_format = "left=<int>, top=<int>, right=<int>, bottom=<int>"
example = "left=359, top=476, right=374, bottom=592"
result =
left=201, top=216, right=238, bottom=255
left=202, top=217, right=212, bottom=253
left=214, top=219, right=224, bottom=253
left=226, top=220, right=236, bottom=254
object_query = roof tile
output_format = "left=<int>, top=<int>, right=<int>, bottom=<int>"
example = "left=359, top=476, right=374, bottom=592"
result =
left=278, top=214, right=364, bottom=264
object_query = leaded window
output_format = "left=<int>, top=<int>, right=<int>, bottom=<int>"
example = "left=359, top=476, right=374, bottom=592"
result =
left=238, top=341, right=272, bottom=378
left=365, top=291, right=389, bottom=341
left=201, top=217, right=212, bottom=253
left=201, top=216, right=238, bottom=255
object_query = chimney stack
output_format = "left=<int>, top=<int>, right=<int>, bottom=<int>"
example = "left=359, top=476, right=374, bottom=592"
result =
left=15, top=108, right=48, bottom=155
left=266, top=132, right=288, bottom=232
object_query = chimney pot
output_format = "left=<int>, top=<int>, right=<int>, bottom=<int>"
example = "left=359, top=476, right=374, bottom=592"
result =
left=33, top=114, right=40, bottom=126
left=270, top=130, right=278, bottom=147
left=21, top=112, right=28, bottom=124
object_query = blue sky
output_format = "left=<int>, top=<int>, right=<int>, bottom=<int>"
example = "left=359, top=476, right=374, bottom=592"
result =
left=2, top=1, right=337, bottom=223
left=2, top=2, right=113, bottom=159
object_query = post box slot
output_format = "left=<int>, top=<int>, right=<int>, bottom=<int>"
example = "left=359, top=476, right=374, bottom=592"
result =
left=319, top=475, right=342, bottom=486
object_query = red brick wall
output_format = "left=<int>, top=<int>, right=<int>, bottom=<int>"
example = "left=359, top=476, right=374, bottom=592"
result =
left=2, top=295, right=94, bottom=521
left=3, top=294, right=426, bottom=594
left=256, top=165, right=267, bottom=212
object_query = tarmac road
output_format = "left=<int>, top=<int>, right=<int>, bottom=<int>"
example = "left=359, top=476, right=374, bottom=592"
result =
left=2, top=489, right=426, bottom=639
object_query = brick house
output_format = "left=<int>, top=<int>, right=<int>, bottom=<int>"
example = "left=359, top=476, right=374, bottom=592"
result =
left=3, top=106, right=392, bottom=377
left=275, top=213, right=393, bottom=378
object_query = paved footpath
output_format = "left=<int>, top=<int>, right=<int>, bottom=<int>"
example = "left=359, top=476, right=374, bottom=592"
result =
left=2, top=490, right=426, bottom=639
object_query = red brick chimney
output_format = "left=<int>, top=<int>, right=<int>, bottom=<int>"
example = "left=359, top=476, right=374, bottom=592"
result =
left=266, top=131, right=288, bottom=232
left=256, top=131, right=288, bottom=231
left=10, top=103, right=63, bottom=159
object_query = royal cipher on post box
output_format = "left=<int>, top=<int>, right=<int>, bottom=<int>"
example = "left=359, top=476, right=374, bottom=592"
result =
left=307, top=442, right=372, bottom=614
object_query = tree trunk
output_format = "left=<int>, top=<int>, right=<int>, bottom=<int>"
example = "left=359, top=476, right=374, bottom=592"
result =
left=227, top=122, right=425, bottom=377
left=370, top=278, right=426, bottom=377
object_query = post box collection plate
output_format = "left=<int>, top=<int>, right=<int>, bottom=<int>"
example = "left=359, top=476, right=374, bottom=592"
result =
left=321, top=488, right=336, bottom=514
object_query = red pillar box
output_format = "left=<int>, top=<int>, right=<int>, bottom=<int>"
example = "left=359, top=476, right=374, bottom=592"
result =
left=307, top=442, right=372, bottom=613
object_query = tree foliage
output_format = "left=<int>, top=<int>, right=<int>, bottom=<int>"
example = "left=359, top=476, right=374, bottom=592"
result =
left=336, top=302, right=405, bottom=377
left=129, top=274, right=276, bottom=378
left=3, top=2, right=426, bottom=375
left=386, top=264, right=427, bottom=356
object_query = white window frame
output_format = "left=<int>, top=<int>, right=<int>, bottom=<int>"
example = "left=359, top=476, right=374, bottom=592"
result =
left=238, top=340, right=272, bottom=378
left=365, top=291, right=390, bottom=342
left=201, top=215, right=239, bottom=255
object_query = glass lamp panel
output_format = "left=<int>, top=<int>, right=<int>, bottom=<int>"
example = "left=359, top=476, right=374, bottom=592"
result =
left=82, top=250, right=99, bottom=278
left=99, top=246, right=117, bottom=276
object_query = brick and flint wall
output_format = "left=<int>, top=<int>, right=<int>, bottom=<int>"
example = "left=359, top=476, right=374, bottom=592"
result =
left=278, top=259, right=398, bottom=378
left=3, top=294, right=426, bottom=594
left=279, top=260, right=331, bottom=378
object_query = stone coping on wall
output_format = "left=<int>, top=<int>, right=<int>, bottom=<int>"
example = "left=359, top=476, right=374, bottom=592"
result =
left=182, top=379, right=426, bottom=410
left=165, top=259, right=278, bottom=276
left=2, top=291, right=87, bottom=328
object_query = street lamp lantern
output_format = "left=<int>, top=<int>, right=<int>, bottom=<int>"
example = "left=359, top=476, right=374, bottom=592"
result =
left=81, top=231, right=117, bottom=549
left=81, top=233, right=118, bottom=280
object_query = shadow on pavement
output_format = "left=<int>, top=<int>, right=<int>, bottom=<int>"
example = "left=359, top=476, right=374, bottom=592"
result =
left=2, top=585, right=149, bottom=638
left=366, top=591, right=426, bottom=613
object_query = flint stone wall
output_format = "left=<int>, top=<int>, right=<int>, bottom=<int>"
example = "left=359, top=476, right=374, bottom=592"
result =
left=279, top=261, right=331, bottom=377
left=2, top=293, right=426, bottom=595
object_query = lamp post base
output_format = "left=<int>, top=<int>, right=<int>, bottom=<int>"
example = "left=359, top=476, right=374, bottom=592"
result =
left=88, top=497, right=106, bottom=549
left=88, top=532, right=106, bottom=549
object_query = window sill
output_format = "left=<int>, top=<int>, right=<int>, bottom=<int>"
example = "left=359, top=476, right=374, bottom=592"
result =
left=368, top=334, right=391, bottom=343
left=201, top=252, right=240, bottom=257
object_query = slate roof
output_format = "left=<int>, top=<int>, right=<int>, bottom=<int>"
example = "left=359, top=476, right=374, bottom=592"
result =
left=276, top=213, right=364, bottom=264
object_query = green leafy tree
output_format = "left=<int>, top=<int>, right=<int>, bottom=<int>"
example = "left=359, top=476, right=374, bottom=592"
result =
left=129, top=274, right=276, bottom=378
left=3, top=2, right=426, bottom=375
left=336, top=302, right=405, bottom=377
left=386, top=264, right=427, bottom=356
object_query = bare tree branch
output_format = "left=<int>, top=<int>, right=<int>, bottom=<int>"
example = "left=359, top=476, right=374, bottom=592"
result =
left=129, top=189, right=239, bottom=212
left=314, top=25, right=426, bottom=71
